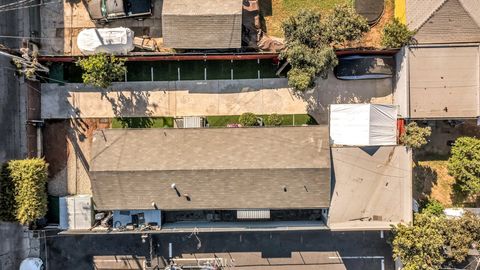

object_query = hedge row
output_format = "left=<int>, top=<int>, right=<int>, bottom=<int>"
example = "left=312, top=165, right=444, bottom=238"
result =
left=0, top=158, right=49, bottom=225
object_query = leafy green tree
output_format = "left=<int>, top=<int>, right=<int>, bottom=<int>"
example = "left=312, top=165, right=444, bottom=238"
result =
left=286, top=67, right=315, bottom=91
left=239, top=112, right=259, bottom=126
left=265, top=114, right=283, bottom=126
left=382, top=18, right=416, bottom=48
left=391, top=214, right=446, bottom=270
left=76, top=53, right=126, bottom=88
left=7, top=159, right=49, bottom=225
left=0, top=164, right=16, bottom=221
left=324, top=4, right=369, bottom=46
left=442, top=212, right=480, bottom=263
left=282, top=10, right=324, bottom=47
left=281, top=7, right=368, bottom=91
left=420, top=198, right=444, bottom=217
left=400, top=122, right=432, bottom=149
left=447, top=137, right=480, bottom=198
left=392, top=212, right=480, bottom=268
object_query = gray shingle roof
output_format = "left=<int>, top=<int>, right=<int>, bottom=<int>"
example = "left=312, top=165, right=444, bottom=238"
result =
left=161, top=0, right=242, bottom=49
left=407, top=0, right=480, bottom=43
left=90, top=126, right=331, bottom=210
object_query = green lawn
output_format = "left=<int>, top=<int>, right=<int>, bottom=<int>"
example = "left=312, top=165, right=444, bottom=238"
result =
left=111, top=117, right=174, bottom=128
left=282, top=0, right=352, bottom=11
left=206, top=115, right=240, bottom=127
left=206, top=114, right=317, bottom=127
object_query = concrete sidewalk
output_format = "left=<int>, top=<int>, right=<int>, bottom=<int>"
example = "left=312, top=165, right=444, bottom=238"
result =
left=41, top=77, right=393, bottom=120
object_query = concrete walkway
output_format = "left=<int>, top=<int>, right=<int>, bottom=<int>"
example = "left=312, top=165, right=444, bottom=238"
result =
left=41, top=77, right=393, bottom=121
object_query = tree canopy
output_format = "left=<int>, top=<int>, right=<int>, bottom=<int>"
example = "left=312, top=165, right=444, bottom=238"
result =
left=324, top=4, right=369, bottom=46
left=392, top=214, right=445, bottom=270
left=392, top=212, right=480, bottom=269
left=447, top=137, right=480, bottom=198
left=76, top=53, right=126, bottom=88
left=381, top=18, right=416, bottom=48
left=400, top=122, right=432, bottom=149
left=281, top=6, right=369, bottom=91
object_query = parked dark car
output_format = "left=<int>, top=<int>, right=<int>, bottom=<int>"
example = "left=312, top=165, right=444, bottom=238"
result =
left=86, top=0, right=153, bottom=22
left=334, top=55, right=395, bottom=80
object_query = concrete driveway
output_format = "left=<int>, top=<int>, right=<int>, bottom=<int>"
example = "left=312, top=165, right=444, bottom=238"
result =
left=41, top=76, right=393, bottom=122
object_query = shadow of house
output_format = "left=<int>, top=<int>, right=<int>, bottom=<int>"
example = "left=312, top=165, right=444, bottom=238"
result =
left=45, top=231, right=394, bottom=270
left=293, top=73, right=393, bottom=124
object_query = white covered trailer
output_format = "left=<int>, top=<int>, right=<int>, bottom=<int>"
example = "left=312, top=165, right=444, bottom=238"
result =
left=329, top=104, right=398, bottom=146
left=77, top=27, right=134, bottom=55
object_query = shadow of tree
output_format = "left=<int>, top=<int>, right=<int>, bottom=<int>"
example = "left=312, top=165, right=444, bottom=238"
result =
left=413, top=164, right=438, bottom=200
left=101, top=90, right=156, bottom=128
left=451, top=183, right=479, bottom=207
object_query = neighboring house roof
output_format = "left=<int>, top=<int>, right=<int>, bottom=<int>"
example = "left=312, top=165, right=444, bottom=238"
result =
left=406, top=0, right=480, bottom=43
left=90, top=126, right=331, bottom=210
left=328, top=146, right=412, bottom=230
left=162, top=0, right=242, bottom=49
left=408, top=45, right=480, bottom=118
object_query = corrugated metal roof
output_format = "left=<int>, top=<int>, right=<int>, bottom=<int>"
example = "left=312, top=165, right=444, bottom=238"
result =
left=90, top=126, right=331, bottom=210
left=162, top=0, right=242, bottom=49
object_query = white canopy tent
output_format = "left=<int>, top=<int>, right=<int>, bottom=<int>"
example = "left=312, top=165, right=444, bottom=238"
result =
left=329, top=104, right=398, bottom=146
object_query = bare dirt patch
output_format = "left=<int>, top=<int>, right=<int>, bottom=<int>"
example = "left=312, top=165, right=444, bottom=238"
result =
left=263, top=0, right=393, bottom=48
left=44, top=120, right=69, bottom=177
left=414, top=161, right=455, bottom=207
left=414, top=120, right=480, bottom=207
left=350, top=0, right=394, bottom=48
left=44, top=118, right=112, bottom=196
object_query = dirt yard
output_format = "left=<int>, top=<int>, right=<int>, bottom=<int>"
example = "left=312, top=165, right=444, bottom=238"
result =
left=352, top=0, right=394, bottom=48
left=263, top=0, right=393, bottom=48
left=413, top=120, right=480, bottom=207
left=263, top=0, right=352, bottom=38
left=414, top=160, right=455, bottom=207
left=44, top=119, right=111, bottom=196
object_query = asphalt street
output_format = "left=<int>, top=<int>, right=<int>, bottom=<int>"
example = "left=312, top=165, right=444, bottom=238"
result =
left=0, top=0, right=28, bottom=163
left=43, top=230, right=395, bottom=270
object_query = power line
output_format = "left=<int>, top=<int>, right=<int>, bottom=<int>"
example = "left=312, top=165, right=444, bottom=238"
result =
left=0, top=0, right=61, bottom=13
left=0, top=35, right=63, bottom=40
left=0, top=0, right=35, bottom=10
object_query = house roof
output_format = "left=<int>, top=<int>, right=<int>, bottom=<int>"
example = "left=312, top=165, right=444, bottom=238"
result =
left=161, top=0, right=242, bottom=49
left=328, top=146, right=412, bottom=230
left=90, top=126, right=331, bottom=210
left=406, top=0, right=480, bottom=43
left=408, top=46, right=480, bottom=118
